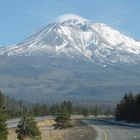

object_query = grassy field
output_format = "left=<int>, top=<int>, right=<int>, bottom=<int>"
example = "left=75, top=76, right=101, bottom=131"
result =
left=8, top=119, right=96, bottom=140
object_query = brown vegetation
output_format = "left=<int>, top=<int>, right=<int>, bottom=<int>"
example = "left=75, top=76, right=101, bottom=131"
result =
left=8, top=119, right=96, bottom=140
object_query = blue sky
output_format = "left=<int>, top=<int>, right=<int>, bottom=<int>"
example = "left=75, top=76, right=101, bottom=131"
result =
left=0, top=0, right=140, bottom=46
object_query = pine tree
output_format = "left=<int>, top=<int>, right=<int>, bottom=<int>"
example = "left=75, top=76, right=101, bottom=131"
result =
left=0, top=107, right=8, bottom=140
left=61, top=101, right=73, bottom=115
left=54, top=112, right=72, bottom=129
left=82, top=109, right=89, bottom=117
left=16, top=113, right=41, bottom=140
left=54, top=101, right=72, bottom=129
left=135, top=93, right=140, bottom=122
left=115, top=92, right=140, bottom=122
left=0, top=91, right=8, bottom=140
left=93, top=106, right=100, bottom=116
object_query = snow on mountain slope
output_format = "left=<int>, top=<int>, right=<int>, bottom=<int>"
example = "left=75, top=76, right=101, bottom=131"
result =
left=0, top=14, right=140, bottom=65
left=92, top=23, right=140, bottom=54
left=56, top=14, right=89, bottom=23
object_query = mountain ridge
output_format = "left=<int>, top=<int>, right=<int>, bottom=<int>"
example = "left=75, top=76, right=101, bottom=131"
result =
left=0, top=14, right=140, bottom=104
left=0, top=14, right=140, bottom=66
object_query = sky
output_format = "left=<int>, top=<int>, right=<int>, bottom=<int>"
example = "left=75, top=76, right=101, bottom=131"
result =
left=0, top=0, right=140, bottom=46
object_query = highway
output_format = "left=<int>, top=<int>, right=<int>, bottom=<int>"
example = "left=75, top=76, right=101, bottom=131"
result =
left=7, top=119, right=20, bottom=128
left=7, top=116, right=140, bottom=140
left=7, top=116, right=54, bottom=128
left=84, top=119, right=140, bottom=140
left=7, top=115, right=84, bottom=128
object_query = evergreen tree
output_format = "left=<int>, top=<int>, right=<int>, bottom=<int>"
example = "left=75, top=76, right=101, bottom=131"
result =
left=54, top=101, right=72, bottom=129
left=61, top=101, right=73, bottom=115
left=54, top=112, right=72, bottom=129
left=82, top=109, right=89, bottom=117
left=115, top=92, right=140, bottom=122
left=49, top=104, right=60, bottom=115
left=93, top=106, right=101, bottom=116
left=16, top=113, right=41, bottom=140
left=135, top=93, right=140, bottom=122
left=0, top=91, right=8, bottom=140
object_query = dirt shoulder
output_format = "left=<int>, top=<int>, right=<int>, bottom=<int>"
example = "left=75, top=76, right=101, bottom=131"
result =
left=8, top=119, right=97, bottom=140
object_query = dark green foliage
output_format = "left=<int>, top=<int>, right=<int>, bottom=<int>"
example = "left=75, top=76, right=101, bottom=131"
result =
left=135, top=94, right=140, bottom=121
left=31, top=104, right=49, bottom=117
left=72, top=105, right=107, bottom=116
left=82, top=109, right=89, bottom=117
left=0, top=91, right=5, bottom=107
left=115, top=92, right=140, bottom=122
left=4, top=95, right=28, bottom=119
left=54, top=112, right=72, bottom=129
left=0, top=91, right=8, bottom=140
left=93, top=106, right=101, bottom=116
left=54, top=101, right=72, bottom=129
left=16, top=113, right=41, bottom=140
left=0, top=108, right=8, bottom=140
left=3, top=93, right=113, bottom=119
left=60, top=101, right=73, bottom=115
left=49, top=104, right=60, bottom=115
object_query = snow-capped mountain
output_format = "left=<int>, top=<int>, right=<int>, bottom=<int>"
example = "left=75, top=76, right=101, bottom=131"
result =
left=1, top=14, right=140, bottom=65
left=1, top=14, right=140, bottom=103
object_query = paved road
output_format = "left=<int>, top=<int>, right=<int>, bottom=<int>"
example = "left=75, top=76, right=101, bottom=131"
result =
left=7, top=116, right=54, bottom=128
left=7, top=119, right=20, bottom=128
left=7, top=115, right=86, bottom=128
left=84, top=119, right=140, bottom=140
left=7, top=115, right=83, bottom=128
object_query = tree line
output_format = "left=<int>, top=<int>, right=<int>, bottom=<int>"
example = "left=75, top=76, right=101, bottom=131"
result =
left=2, top=92, right=113, bottom=118
left=0, top=90, right=114, bottom=140
left=0, top=91, right=8, bottom=140
left=0, top=91, right=41, bottom=140
left=0, top=91, right=73, bottom=140
left=1, top=90, right=140, bottom=140
left=115, top=92, right=140, bottom=122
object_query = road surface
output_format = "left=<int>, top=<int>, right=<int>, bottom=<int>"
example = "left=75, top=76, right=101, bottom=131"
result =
left=84, top=119, right=140, bottom=140
left=7, top=116, right=54, bottom=128
left=7, top=115, right=84, bottom=128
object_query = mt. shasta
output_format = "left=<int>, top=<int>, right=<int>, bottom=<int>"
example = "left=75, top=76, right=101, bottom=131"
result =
left=1, top=14, right=140, bottom=66
left=0, top=14, right=140, bottom=104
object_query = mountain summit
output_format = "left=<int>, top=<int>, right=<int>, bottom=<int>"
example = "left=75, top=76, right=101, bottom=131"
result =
left=0, top=14, right=140, bottom=103
left=0, top=14, right=140, bottom=65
